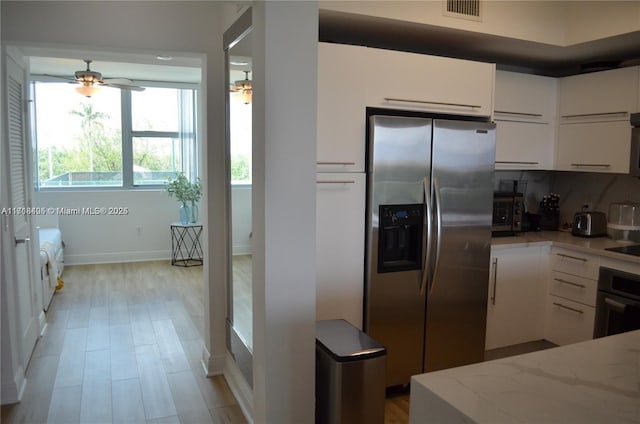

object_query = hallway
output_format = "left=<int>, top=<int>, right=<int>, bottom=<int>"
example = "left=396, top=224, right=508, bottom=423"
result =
left=1, top=261, right=245, bottom=424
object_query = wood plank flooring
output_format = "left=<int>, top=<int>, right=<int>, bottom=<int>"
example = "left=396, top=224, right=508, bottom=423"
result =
left=1, top=261, right=246, bottom=424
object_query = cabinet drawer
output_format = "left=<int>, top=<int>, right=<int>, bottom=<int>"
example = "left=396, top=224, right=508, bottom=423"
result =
left=545, top=295, right=596, bottom=346
left=550, top=248, right=600, bottom=279
left=548, top=271, right=597, bottom=307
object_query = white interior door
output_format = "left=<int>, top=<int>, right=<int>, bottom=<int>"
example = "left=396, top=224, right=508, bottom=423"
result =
left=4, top=52, right=39, bottom=369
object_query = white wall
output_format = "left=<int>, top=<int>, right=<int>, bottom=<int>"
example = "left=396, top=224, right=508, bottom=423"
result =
left=320, top=0, right=640, bottom=46
left=231, top=186, right=252, bottom=255
left=252, top=2, right=318, bottom=422
left=34, top=190, right=180, bottom=264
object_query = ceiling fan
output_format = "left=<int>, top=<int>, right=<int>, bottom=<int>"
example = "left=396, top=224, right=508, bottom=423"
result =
left=55, top=59, right=145, bottom=97
left=230, top=70, right=252, bottom=104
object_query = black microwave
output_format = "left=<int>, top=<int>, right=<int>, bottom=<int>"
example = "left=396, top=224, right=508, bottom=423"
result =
left=492, top=192, right=523, bottom=236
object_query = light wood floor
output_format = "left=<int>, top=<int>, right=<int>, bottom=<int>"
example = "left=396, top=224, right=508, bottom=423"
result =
left=1, top=261, right=246, bottom=424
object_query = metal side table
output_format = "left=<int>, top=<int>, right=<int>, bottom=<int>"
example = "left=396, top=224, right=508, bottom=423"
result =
left=170, top=223, right=203, bottom=267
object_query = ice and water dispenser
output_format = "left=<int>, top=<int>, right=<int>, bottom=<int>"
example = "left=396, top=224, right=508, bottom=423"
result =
left=377, top=204, right=424, bottom=273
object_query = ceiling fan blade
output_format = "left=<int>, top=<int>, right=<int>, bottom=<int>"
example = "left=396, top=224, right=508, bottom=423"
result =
left=42, top=74, right=77, bottom=82
left=101, top=82, right=145, bottom=91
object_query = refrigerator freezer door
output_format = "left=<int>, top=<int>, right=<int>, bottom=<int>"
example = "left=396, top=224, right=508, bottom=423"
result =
left=425, top=119, right=495, bottom=372
left=365, top=115, right=431, bottom=387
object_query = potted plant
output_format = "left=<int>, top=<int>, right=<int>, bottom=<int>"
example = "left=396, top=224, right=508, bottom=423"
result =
left=166, top=173, right=195, bottom=224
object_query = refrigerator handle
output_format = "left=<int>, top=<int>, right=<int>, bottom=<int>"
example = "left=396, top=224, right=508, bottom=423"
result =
left=419, top=176, right=432, bottom=295
left=429, top=177, right=443, bottom=294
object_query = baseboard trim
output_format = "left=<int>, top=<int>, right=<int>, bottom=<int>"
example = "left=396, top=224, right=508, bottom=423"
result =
left=1, top=365, right=26, bottom=405
left=201, top=344, right=225, bottom=376
left=224, top=353, right=253, bottom=424
left=64, top=250, right=172, bottom=266
left=232, top=246, right=252, bottom=256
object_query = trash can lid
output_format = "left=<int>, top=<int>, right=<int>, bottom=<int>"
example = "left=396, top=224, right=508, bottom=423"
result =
left=316, top=319, right=386, bottom=362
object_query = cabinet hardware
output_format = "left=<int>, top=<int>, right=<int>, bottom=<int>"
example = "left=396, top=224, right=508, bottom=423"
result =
left=495, top=161, right=540, bottom=165
left=553, top=302, right=584, bottom=314
left=316, top=180, right=355, bottom=184
left=494, top=110, right=543, bottom=117
left=490, top=257, right=498, bottom=305
left=554, top=278, right=586, bottom=289
left=561, top=111, right=628, bottom=119
left=317, top=161, right=356, bottom=166
left=570, top=163, right=611, bottom=168
left=556, top=253, right=588, bottom=262
left=15, top=237, right=30, bottom=246
left=384, top=97, right=481, bottom=109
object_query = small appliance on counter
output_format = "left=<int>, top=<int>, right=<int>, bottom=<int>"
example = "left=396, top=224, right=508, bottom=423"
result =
left=572, top=209, right=607, bottom=238
left=492, top=191, right=524, bottom=236
left=607, top=202, right=640, bottom=243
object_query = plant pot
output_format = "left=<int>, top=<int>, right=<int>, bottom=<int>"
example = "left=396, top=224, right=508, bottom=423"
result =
left=179, top=202, right=191, bottom=225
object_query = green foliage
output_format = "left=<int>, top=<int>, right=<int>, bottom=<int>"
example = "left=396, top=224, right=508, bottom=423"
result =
left=231, top=154, right=250, bottom=182
left=166, top=173, right=202, bottom=203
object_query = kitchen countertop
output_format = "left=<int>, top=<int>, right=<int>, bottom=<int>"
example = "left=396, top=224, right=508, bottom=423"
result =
left=491, top=230, right=640, bottom=265
left=409, top=330, right=640, bottom=423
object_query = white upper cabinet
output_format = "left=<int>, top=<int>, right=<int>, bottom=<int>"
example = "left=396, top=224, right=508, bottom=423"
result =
left=493, top=70, right=557, bottom=170
left=317, top=43, right=370, bottom=173
left=558, top=67, right=639, bottom=119
left=361, top=47, right=495, bottom=117
left=556, top=66, right=639, bottom=173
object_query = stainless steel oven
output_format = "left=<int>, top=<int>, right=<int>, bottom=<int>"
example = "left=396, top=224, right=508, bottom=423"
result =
left=594, top=266, right=640, bottom=338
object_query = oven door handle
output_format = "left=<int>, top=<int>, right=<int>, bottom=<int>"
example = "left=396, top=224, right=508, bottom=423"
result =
left=604, top=297, right=627, bottom=313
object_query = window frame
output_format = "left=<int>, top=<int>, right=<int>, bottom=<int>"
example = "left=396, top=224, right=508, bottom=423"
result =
left=31, top=78, right=199, bottom=191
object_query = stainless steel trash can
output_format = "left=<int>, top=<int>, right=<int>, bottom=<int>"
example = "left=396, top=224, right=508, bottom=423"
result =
left=316, top=319, right=387, bottom=424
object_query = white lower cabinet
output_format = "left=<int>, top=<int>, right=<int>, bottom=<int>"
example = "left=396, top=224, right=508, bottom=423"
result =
left=545, top=295, right=596, bottom=345
left=485, top=246, right=546, bottom=351
left=315, top=173, right=366, bottom=329
left=544, top=247, right=599, bottom=345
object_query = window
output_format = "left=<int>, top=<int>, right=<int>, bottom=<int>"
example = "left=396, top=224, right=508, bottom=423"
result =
left=229, top=90, right=252, bottom=184
left=33, top=82, right=197, bottom=189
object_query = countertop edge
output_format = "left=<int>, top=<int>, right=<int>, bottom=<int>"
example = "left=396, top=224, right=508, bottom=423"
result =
left=491, top=231, right=640, bottom=265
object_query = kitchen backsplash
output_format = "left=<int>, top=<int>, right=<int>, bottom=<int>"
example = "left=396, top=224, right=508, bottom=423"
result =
left=495, top=170, right=640, bottom=239
left=551, top=171, right=640, bottom=228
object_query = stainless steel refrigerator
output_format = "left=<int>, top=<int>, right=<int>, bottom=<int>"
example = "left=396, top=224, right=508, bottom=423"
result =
left=364, top=113, right=496, bottom=387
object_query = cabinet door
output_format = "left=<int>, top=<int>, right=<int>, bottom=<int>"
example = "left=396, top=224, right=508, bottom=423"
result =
left=317, top=43, right=369, bottom=173
left=556, top=120, right=632, bottom=173
left=495, top=70, right=557, bottom=122
left=316, top=173, right=366, bottom=328
left=362, top=47, right=495, bottom=117
left=485, top=247, right=546, bottom=350
left=559, top=66, right=639, bottom=118
left=495, top=121, right=554, bottom=170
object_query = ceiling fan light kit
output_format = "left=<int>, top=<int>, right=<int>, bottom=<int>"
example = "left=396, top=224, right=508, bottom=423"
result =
left=71, top=59, right=145, bottom=97
left=75, top=81, right=101, bottom=97
left=230, top=70, right=252, bottom=104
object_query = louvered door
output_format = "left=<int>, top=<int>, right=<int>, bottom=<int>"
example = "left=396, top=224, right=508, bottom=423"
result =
left=5, top=52, right=39, bottom=371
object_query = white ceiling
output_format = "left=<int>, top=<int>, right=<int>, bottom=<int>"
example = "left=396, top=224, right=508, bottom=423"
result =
left=25, top=46, right=202, bottom=84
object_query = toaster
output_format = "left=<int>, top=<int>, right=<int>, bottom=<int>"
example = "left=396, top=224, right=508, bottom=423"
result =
left=572, top=212, right=607, bottom=237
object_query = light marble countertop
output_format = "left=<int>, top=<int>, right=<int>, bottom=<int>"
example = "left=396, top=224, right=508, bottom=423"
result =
left=410, top=330, right=640, bottom=423
left=492, top=230, right=640, bottom=265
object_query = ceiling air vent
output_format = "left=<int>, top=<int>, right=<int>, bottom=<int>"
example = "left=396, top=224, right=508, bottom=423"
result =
left=443, top=0, right=482, bottom=21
